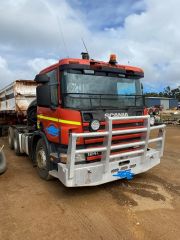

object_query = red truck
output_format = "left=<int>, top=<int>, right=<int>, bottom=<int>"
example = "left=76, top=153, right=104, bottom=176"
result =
left=8, top=54, right=166, bottom=187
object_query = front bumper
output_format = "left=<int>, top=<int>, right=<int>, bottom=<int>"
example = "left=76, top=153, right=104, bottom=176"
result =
left=49, top=115, right=166, bottom=187
left=55, top=148, right=160, bottom=187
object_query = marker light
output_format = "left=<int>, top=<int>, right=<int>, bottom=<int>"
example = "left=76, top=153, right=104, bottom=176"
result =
left=109, top=54, right=117, bottom=65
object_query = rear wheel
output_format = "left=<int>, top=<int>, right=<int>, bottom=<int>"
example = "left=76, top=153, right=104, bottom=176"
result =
left=0, top=150, right=7, bottom=174
left=36, top=139, right=51, bottom=180
left=8, top=127, right=14, bottom=149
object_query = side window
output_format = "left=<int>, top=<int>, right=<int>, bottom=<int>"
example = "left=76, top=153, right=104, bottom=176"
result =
left=47, top=69, right=58, bottom=106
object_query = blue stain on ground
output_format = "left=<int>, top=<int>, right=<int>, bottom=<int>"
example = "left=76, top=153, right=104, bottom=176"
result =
left=46, top=125, right=60, bottom=137
left=113, top=169, right=134, bottom=180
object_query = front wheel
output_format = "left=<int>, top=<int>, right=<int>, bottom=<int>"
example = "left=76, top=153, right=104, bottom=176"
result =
left=35, top=139, right=52, bottom=180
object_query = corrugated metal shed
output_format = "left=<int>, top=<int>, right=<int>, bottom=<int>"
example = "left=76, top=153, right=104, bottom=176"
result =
left=169, top=98, right=179, bottom=108
left=145, top=97, right=160, bottom=107
left=145, top=97, right=178, bottom=109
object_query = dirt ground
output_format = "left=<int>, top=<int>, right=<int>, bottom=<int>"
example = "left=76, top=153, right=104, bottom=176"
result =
left=0, top=126, right=180, bottom=240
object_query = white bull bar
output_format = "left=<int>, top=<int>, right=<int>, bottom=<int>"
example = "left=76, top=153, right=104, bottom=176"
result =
left=53, top=116, right=166, bottom=187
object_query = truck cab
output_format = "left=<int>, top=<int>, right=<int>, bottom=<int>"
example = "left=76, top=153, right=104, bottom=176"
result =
left=36, top=55, right=144, bottom=145
left=8, top=54, right=166, bottom=187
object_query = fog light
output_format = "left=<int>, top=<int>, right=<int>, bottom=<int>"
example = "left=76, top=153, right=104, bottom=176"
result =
left=75, top=153, right=85, bottom=162
left=90, top=120, right=100, bottom=131
left=60, top=153, right=68, bottom=163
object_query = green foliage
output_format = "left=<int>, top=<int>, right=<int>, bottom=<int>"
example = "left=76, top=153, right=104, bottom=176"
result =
left=145, top=86, right=180, bottom=101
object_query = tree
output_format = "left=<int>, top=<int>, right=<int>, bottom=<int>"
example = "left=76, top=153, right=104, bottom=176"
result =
left=144, top=86, right=180, bottom=101
left=163, top=86, right=172, bottom=97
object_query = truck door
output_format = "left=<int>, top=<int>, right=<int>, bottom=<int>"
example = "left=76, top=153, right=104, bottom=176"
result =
left=37, top=68, right=61, bottom=143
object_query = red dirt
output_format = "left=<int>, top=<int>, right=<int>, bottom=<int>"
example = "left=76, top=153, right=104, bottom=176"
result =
left=0, top=126, right=180, bottom=240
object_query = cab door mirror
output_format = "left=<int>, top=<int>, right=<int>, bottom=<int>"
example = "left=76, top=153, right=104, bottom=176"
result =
left=34, top=74, right=49, bottom=83
left=36, top=85, right=51, bottom=107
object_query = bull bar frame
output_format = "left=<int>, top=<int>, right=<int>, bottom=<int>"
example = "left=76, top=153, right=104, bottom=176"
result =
left=51, top=116, right=166, bottom=187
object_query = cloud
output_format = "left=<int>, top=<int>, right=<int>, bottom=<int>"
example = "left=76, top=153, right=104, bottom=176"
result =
left=0, top=0, right=179, bottom=92
left=27, top=58, right=57, bottom=73
left=89, top=0, right=180, bottom=91
left=0, top=56, right=13, bottom=87
left=0, top=55, right=58, bottom=86
left=0, top=0, right=87, bottom=55
left=67, top=0, right=146, bottom=30
left=120, top=0, right=180, bottom=90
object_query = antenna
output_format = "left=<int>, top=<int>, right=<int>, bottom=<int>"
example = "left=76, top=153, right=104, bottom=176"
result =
left=40, top=0, right=70, bottom=58
left=56, top=16, right=69, bottom=58
left=81, top=37, right=89, bottom=55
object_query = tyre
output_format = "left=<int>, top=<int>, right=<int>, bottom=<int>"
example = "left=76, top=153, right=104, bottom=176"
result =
left=0, top=150, right=7, bottom=174
left=35, top=139, right=51, bottom=180
left=13, top=129, right=22, bottom=155
left=8, top=127, right=14, bottom=149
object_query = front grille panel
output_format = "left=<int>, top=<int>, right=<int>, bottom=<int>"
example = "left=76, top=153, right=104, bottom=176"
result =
left=83, top=119, right=146, bottom=161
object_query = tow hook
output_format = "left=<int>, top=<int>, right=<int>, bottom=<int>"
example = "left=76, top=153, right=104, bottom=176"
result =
left=113, top=169, right=134, bottom=180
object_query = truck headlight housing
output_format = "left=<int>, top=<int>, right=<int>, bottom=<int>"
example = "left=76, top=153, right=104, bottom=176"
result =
left=150, top=116, right=155, bottom=126
left=60, top=153, right=68, bottom=163
left=60, top=153, right=85, bottom=163
left=90, top=120, right=100, bottom=131
left=75, top=153, right=85, bottom=162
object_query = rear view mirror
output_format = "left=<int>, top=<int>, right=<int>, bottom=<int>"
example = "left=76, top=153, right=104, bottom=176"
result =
left=36, top=85, right=51, bottom=107
left=34, top=74, right=49, bottom=83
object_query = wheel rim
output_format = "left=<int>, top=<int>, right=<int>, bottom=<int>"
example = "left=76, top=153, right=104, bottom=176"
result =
left=14, top=138, right=18, bottom=151
left=8, top=133, right=12, bottom=145
left=37, top=148, right=47, bottom=169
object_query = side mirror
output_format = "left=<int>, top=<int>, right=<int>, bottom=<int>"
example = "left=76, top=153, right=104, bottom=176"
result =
left=141, top=83, right=144, bottom=94
left=36, top=85, right=51, bottom=107
left=34, top=74, right=49, bottom=83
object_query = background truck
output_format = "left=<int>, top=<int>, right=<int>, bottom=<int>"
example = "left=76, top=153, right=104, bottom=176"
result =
left=7, top=54, right=166, bottom=187
left=0, top=80, right=37, bottom=136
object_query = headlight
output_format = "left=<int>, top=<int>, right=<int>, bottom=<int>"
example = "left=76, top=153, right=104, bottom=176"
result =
left=60, top=153, right=68, bottom=163
left=75, top=153, right=85, bottom=162
left=154, top=108, right=160, bottom=115
left=90, top=120, right=100, bottom=131
left=60, top=153, right=85, bottom=163
left=155, top=115, right=160, bottom=122
left=148, top=108, right=153, bottom=115
left=150, top=116, right=155, bottom=125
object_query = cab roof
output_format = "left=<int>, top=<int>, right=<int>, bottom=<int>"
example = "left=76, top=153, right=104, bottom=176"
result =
left=40, top=58, right=144, bottom=77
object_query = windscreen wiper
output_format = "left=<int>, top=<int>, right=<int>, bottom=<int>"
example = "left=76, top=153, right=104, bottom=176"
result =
left=92, top=106, right=121, bottom=110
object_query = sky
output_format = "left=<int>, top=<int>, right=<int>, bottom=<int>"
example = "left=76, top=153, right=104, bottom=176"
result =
left=0, top=0, right=180, bottom=92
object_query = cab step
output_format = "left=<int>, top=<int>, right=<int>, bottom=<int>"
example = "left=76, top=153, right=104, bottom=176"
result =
left=49, top=170, right=59, bottom=178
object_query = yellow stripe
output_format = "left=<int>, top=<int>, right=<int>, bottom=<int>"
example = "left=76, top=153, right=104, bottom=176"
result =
left=37, top=115, right=59, bottom=122
left=59, top=119, right=81, bottom=125
left=37, top=114, right=81, bottom=126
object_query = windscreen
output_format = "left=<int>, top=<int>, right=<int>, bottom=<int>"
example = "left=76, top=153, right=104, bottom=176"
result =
left=61, top=71, right=143, bottom=110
